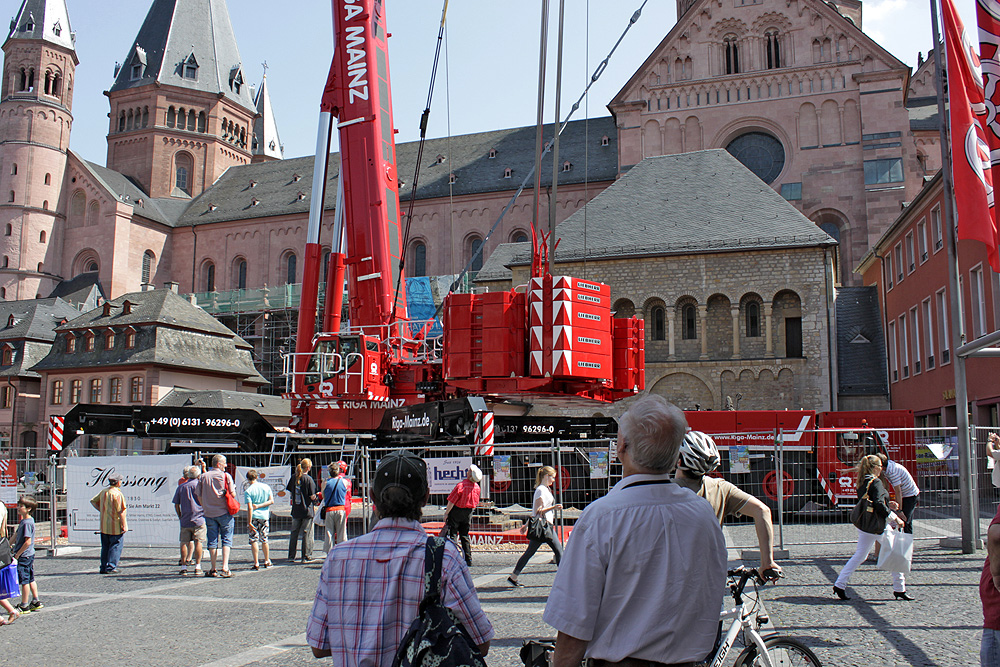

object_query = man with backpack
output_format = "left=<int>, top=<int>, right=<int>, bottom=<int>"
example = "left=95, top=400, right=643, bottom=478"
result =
left=307, top=451, right=493, bottom=666
left=321, top=461, right=352, bottom=551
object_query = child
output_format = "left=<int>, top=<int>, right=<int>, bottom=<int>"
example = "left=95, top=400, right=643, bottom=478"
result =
left=244, top=469, right=274, bottom=570
left=13, top=495, right=42, bottom=613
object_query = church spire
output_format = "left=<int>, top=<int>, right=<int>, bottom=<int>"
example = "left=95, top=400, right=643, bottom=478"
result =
left=251, top=64, right=283, bottom=163
left=109, top=0, right=254, bottom=114
left=4, top=0, right=76, bottom=55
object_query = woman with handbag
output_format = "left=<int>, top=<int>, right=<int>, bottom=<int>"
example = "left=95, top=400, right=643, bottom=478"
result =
left=508, top=466, right=563, bottom=587
left=287, top=457, right=319, bottom=563
left=0, top=509, right=21, bottom=624
left=833, top=454, right=913, bottom=601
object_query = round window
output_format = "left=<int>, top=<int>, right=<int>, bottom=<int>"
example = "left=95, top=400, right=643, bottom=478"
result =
left=725, top=132, right=785, bottom=184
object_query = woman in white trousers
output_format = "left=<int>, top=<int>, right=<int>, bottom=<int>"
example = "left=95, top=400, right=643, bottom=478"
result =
left=834, top=454, right=913, bottom=601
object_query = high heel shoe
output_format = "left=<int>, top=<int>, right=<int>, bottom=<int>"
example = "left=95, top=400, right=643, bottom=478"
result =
left=893, top=591, right=915, bottom=601
left=833, top=585, right=850, bottom=600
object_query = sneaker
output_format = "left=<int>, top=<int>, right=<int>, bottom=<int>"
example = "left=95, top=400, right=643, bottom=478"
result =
left=28, top=599, right=43, bottom=611
left=180, top=566, right=189, bottom=576
left=15, top=603, right=30, bottom=614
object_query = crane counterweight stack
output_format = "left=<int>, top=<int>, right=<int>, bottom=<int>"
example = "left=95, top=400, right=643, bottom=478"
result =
left=286, top=0, right=644, bottom=440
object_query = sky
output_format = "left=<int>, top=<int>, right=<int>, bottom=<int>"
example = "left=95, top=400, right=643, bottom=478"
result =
left=27, top=0, right=984, bottom=166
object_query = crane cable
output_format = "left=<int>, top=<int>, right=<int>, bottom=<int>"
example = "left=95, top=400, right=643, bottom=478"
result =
left=430, top=0, right=650, bottom=321
left=393, top=0, right=450, bottom=320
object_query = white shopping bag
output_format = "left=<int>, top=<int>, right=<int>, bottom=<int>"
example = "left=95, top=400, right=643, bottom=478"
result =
left=877, top=527, right=914, bottom=573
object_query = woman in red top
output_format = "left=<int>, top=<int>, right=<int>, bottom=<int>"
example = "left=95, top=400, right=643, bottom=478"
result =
left=443, top=465, right=482, bottom=566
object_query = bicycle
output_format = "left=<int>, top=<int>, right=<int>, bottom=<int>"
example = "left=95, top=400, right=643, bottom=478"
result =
left=703, top=566, right=822, bottom=667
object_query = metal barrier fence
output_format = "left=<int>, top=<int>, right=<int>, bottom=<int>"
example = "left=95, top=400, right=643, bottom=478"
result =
left=6, top=425, right=990, bottom=556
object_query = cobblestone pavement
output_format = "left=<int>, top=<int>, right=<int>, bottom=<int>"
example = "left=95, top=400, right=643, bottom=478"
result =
left=0, top=528, right=987, bottom=666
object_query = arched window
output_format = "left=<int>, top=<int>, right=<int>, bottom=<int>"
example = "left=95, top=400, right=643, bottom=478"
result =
left=44, top=173, right=50, bottom=185
left=10, top=164, right=16, bottom=175
left=186, top=109, right=195, bottom=131
left=819, top=221, right=843, bottom=284
left=39, top=230, right=45, bottom=243
left=412, top=243, right=426, bottom=277
left=745, top=302, right=761, bottom=337
left=3, top=224, right=10, bottom=236
left=203, top=262, right=215, bottom=292
left=682, top=304, right=697, bottom=340
left=87, top=201, right=100, bottom=226
left=71, top=190, right=86, bottom=225
left=141, top=250, right=154, bottom=284
left=236, top=259, right=247, bottom=289
left=142, top=106, right=149, bottom=127
left=118, top=111, right=126, bottom=132
left=512, top=231, right=529, bottom=244
left=651, top=306, right=666, bottom=341
left=322, top=250, right=331, bottom=283
left=126, top=109, right=133, bottom=130
left=166, top=106, right=176, bottom=128
left=2, top=257, right=8, bottom=268
left=724, top=35, right=740, bottom=74
left=1, top=346, right=12, bottom=365
left=197, top=111, right=206, bottom=133
left=87, top=261, right=98, bottom=273
left=468, top=237, right=484, bottom=272
left=765, top=30, right=782, bottom=69
left=175, top=152, right=193, bottom=194
left=285, top=253, right=297, bottom=284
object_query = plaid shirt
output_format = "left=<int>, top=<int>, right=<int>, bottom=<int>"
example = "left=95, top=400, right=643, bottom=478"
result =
left=446, top=478, right=481, bottom=509
left=306, top=517, right=494, bottom=667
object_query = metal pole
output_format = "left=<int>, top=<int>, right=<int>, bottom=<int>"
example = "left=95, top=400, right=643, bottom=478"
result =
left=554, top=437, right=564, bottom=547
left=531, top=0, right=550, bottom=251
left=47, top=453, right=56, bottom=555
left=931, top=0, right=977, bottom=553
left=775, top=428, right=784, bottom=551
left=548, top=0, right=566, bottom=258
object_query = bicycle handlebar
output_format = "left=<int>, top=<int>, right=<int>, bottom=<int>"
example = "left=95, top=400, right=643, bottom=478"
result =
left=727, top=566, right=784, bottom=600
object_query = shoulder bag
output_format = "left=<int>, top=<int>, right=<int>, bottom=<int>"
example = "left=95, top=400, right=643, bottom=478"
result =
left=224, top=476, right=240, bottom=516
left=0, top=535, right=11, bottom=567
left=525, top=516, right=548, bottom=541
left=849, top=478, right=884, bottom=535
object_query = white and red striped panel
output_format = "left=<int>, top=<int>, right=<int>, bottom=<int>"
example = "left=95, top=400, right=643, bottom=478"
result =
left=47, top=415, right=65, bottom=451
left=474, top=411, right=494, bottom=456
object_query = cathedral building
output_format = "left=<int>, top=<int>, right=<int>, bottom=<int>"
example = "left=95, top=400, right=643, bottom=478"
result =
left=0, top=0, right=937, bottom=413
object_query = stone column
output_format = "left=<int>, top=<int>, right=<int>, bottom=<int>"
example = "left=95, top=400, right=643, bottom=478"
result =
left=731, top=305, right=741, bottom=358
left=764, top=303, right=774, bottom=357
left=667, top=306, right=676, bottom=360
left=698, top=304, right=709, bottom=359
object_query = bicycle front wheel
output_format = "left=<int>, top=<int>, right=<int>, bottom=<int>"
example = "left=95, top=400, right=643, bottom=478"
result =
left=733, top=636, right=822, bottom=667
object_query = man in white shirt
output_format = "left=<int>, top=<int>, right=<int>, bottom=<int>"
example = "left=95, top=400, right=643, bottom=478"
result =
left=544, top=395, right=727, bottom=667
left=877, top=453, right=919, bottom=534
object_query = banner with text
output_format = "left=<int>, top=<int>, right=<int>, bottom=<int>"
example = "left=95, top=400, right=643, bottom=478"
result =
left=0, top=458, right=16, bottom=507
left=234, top=466, right=291, bottom=506
left=425, top=456, right=472, bottom=495
left=67, top=455, right=189, bottom=547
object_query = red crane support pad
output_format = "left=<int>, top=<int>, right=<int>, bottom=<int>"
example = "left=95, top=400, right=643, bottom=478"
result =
left=552, top=349, right=613, bottom=380
left=532, top=299, right=612, bottom=332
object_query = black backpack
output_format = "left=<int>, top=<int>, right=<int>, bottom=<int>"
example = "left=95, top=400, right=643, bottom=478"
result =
left=392, top=536, right=487, bottom=667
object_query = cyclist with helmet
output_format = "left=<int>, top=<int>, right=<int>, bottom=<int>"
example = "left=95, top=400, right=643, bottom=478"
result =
left=674, top=430, right=783, bottom=580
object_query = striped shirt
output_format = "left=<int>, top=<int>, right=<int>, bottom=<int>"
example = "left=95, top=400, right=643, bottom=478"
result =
left=884, top=460, right=919, bottom=498
left=306, top=517, right=494, bottom=667
left=90, top=486, right=127, bottom=535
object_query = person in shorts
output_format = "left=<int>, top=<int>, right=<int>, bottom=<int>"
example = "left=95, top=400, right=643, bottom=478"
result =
left=13, top=495, right=42, bottom=613
left=172, top=465, right=206, bottom=575
left=196, top=454, right=236, bottom=578
left=244, top=469, right=274, bottom=570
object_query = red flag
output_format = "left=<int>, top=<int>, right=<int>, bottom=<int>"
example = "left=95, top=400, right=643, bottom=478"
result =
left=944, top=0, right=1000, bottom=271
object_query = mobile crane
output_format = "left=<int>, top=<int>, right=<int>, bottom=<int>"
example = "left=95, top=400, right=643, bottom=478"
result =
left=282, top=0, right=644, bottom=450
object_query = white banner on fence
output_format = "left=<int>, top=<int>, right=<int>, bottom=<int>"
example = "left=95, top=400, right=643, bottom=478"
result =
left=425, top=456, right=472, bottom=494
left=67, top=455, right=189, bottom=547
left=234, top=466, right=291, bottom=506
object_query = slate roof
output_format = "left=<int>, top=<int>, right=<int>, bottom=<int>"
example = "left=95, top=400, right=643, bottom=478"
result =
left=835, top=286, right=888, bottom=396
left=157, top=387, right=290, bottom=422
left=0, top=297, right=82, bottom=377
left=478, top=150, right=836, bottom=279
left=907, top=95, right=939, bottom=132
left=46, top=271, right=106, bottom=310
left=4, top=0, right=76, bottom=55
left=251, top=73, right=282, bottom=160
left=108, top=0, right=255, bottom=115
left=32, top=289, right=264, bottom=383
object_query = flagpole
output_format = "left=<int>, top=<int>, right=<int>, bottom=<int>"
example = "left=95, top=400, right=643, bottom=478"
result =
left=931, top=0, right=978, bottom=554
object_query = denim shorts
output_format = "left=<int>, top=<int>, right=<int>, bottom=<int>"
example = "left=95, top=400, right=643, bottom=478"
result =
left=16, top=554, right=34, bottom=585
left=205, top=514, right=234, bottom=549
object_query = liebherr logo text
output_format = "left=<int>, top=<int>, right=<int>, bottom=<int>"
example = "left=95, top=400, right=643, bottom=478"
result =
left=577, top=293, right=601, bottom=303
left=391, top=414, right=431, bottom=430
left=343, top=0, right=369, bottom=103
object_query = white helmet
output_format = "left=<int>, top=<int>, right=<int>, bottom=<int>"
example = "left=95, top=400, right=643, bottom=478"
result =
left=678, top=430, right=721, bottom=476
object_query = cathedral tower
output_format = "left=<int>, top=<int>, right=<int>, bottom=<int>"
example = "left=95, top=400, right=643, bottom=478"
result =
left=0, top=0, right=77, bottom=301
left=105, top=0, right=257, bottom=199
